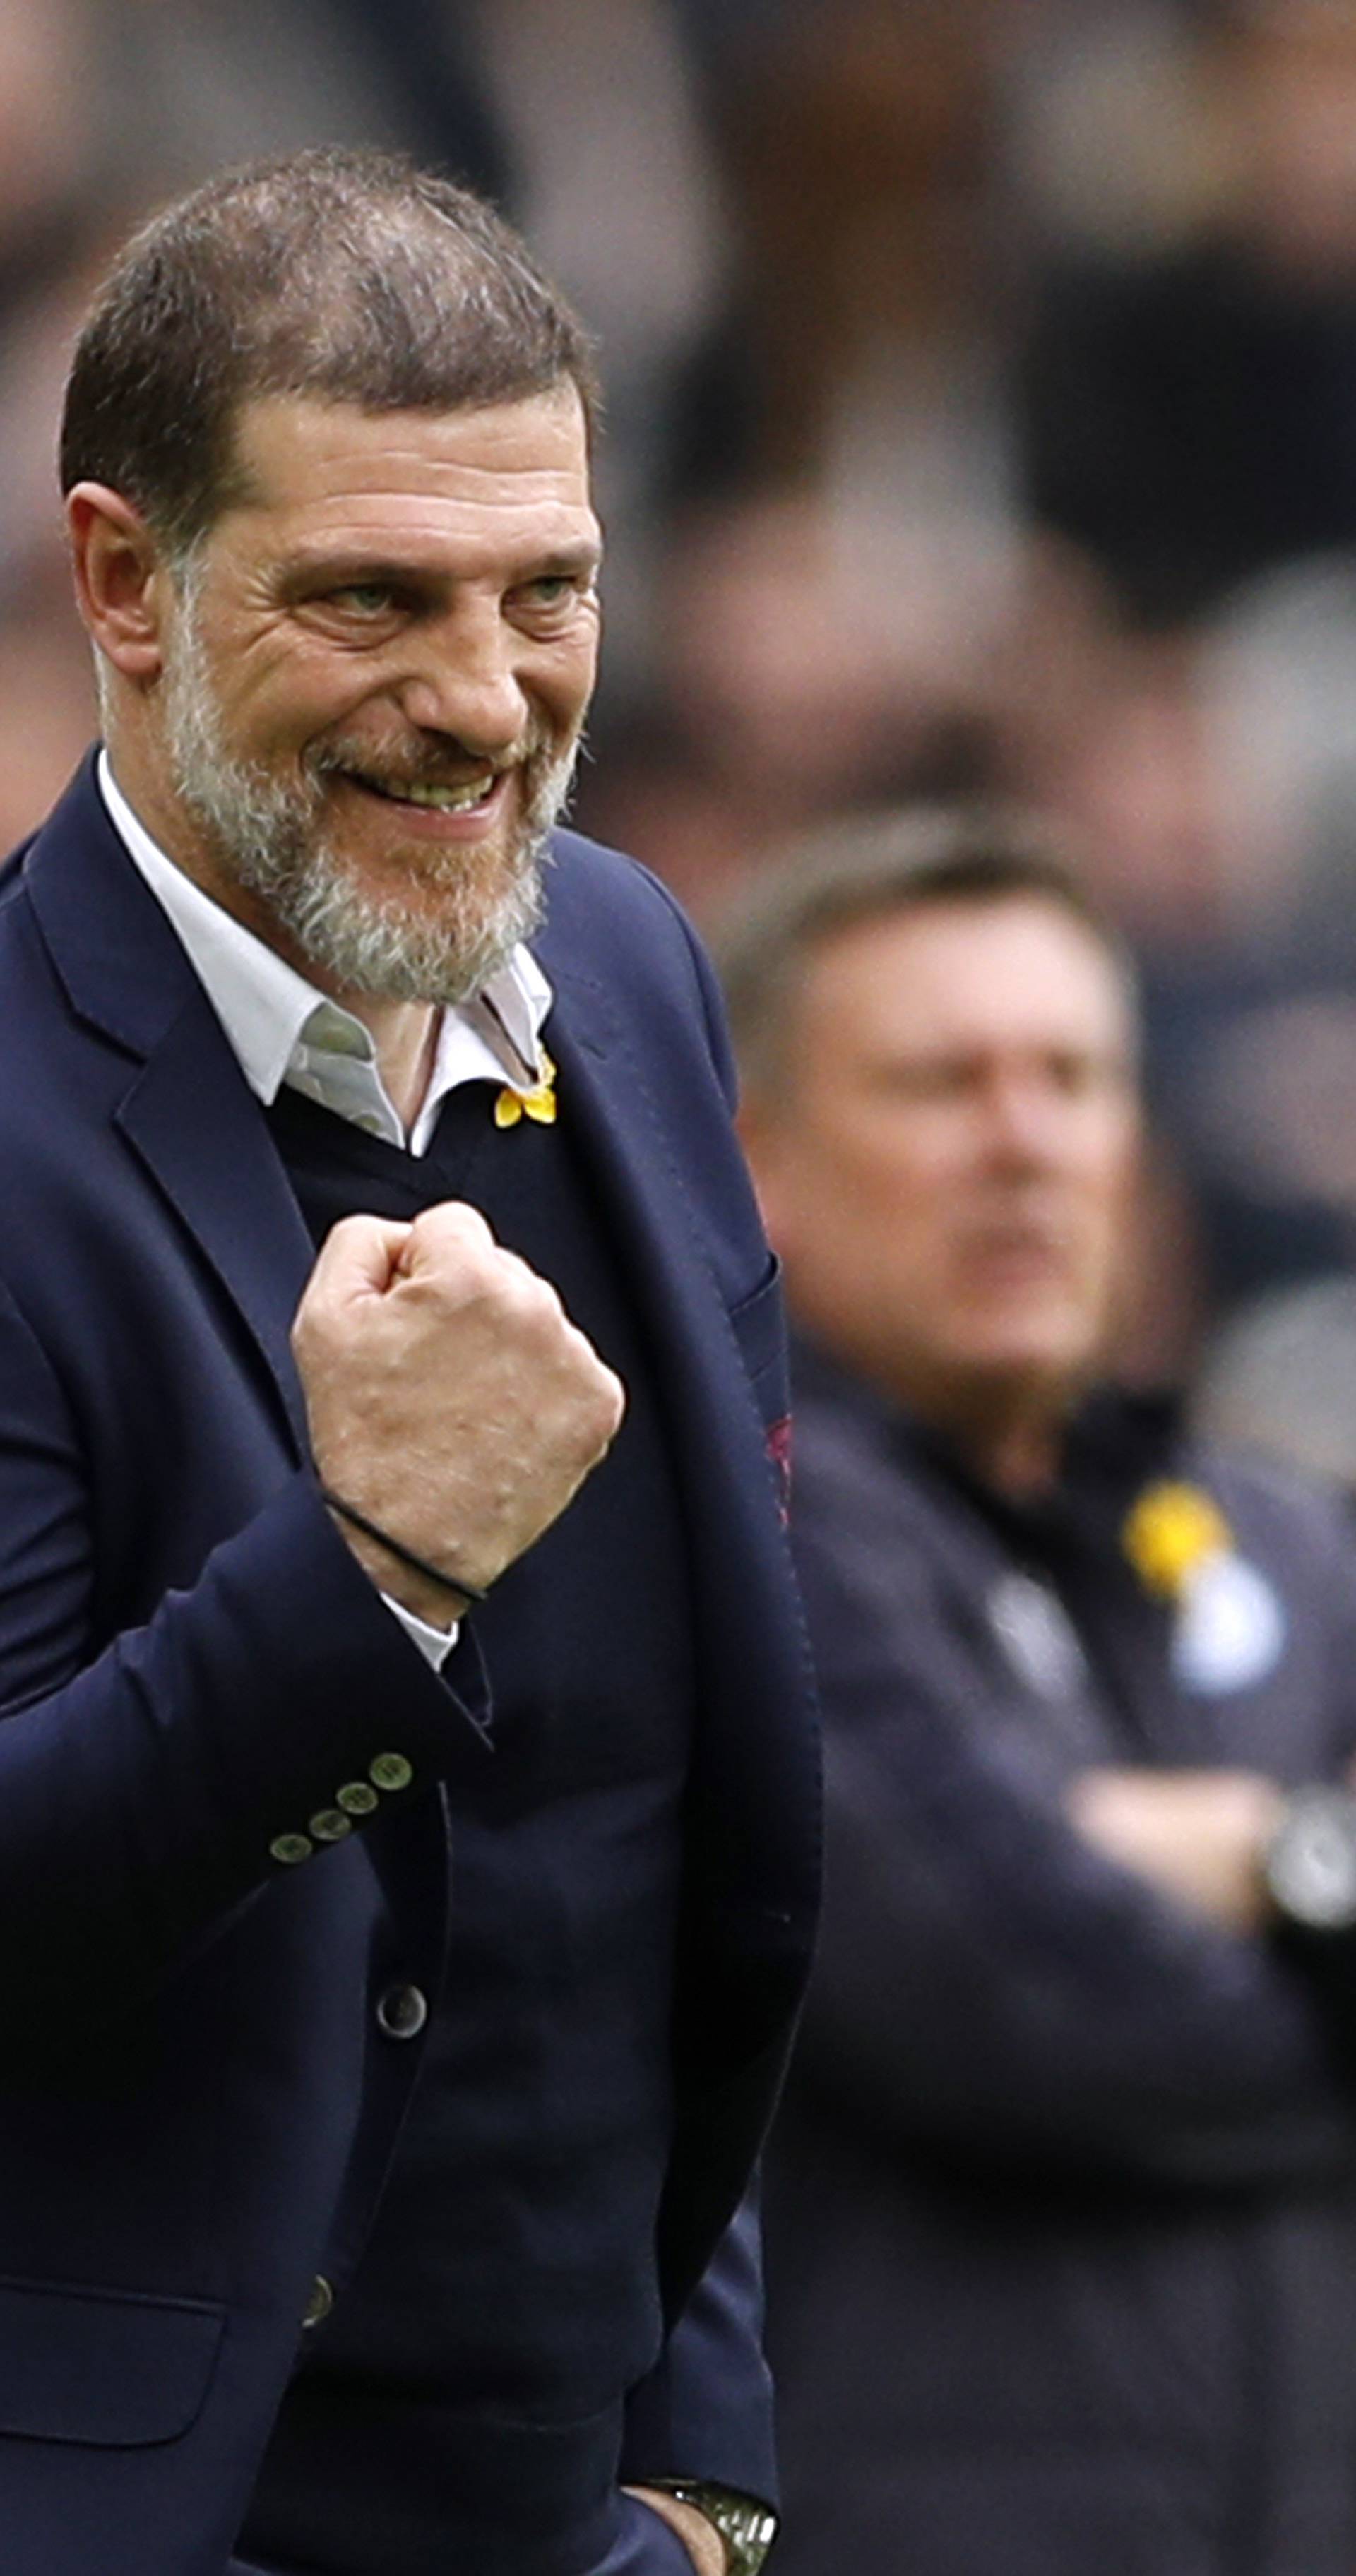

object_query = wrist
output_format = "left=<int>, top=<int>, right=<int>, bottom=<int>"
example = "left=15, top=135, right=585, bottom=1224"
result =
left=630, top=2481, right=778, bottom=2576
left=318, top=1482, right=485, bottom=1623
left=1266, top=1786, right=1356, bottom=1934
left=628, top=2486, right=727, bottom=2574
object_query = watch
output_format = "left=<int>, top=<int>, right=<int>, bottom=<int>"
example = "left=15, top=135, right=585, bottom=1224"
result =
left=649, top=2481, right=779, bottom=2574
left=1266, top=1787, right=1356, bottom=1933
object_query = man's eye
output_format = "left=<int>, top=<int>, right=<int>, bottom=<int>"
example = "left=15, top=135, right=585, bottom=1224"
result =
left=876, top=1063, right=970, bottom=1101
left=328, top=583, right=394, bottom=614
left=521, top=575, right=583, bottom=608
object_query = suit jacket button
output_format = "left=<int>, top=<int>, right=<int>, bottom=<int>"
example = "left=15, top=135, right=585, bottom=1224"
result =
left=337, top=1780, right=379, bottom=1816
left=376, top=1982, right=429, bottom=2041
left=302, top=2275, right=334, bottom=2330
left=370, top=1753, right=413, bottom=1794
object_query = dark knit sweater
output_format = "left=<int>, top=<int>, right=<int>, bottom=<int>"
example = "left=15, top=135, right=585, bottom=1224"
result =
left=240, top=1078, right=696, bottom=2576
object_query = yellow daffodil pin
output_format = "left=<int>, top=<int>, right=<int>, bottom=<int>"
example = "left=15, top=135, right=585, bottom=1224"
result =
left=494, top=1049, right=558, bottom=1130
left=1122, top=1480, right=1232, bottom=1600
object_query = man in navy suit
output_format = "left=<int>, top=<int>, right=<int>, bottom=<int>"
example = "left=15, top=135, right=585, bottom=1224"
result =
left=0, top=149, right=816, bottom=2576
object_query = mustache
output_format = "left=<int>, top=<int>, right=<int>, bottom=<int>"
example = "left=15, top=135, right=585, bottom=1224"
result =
left=307, top=725, right=557, bottom=794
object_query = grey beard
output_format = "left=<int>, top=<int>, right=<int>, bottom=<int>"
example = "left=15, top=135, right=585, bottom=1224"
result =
left=160, top=602, right=574, bottom=1006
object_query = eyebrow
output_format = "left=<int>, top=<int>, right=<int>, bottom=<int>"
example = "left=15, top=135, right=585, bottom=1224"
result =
left=282, top=539, right=603, bottom=590
left=522, top=542, right=602, bottom=576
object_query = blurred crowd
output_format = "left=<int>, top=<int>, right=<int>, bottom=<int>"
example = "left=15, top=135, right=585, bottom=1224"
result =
left=8, top=0, right=1356, bottom=1451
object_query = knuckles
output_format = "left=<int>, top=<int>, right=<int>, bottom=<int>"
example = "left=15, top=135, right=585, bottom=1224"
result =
left=404, top=1201, right=495, bottom=1263
left=291, top=1197, right=625, bottom=1446
left=589, top=1360, right=627, bottom=1439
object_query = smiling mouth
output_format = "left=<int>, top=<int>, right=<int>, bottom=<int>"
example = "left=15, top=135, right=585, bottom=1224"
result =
left=338, top=768, right=501, bottom=813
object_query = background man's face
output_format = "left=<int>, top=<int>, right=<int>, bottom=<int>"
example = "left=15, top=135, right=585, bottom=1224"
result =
left=144, top=383, right=602, bottom=1001
left=745, top=895, right=1141, bottom=1412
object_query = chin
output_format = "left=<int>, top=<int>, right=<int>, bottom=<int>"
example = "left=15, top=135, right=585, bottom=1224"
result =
left=949, top=1331, right=1094, bottom=1393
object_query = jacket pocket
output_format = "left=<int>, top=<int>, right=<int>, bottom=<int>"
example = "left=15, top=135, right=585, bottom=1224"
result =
left=0, top=2276, right=225, bottom=2446
left=728, top=1256, right=789, bottom=1431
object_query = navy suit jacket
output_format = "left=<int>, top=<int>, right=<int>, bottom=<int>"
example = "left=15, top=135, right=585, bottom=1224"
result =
left=0, top=757, right=820, bottom=2576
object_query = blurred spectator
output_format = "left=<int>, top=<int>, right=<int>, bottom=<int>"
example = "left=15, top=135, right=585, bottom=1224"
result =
left=720, top=805, right=1356, bottom=2576
left=469, top=0, right=727, bottom=688
left=583, top=484, right=1014, bottom=914
left=1018, top=1, right=1356, bottom=624
left=1196, top=1273, right=1356, bottom=1486
left=689, top=0, right=1016, bottom=500
left=581, top=495, right=1112, bottom=923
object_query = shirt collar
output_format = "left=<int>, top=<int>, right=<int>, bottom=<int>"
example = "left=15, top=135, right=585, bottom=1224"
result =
left=97, top=751, right=553, bottom=1140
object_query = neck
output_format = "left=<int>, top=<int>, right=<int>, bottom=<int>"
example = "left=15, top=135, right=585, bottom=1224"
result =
left=188, top=855, right=443, bottom=1128
left=102, top=734, right=443, bottom=1131
left=959, top=1407, right=1064, bottom=1499
left=890, top=1363, right=1075, bottom=1501
left=206, top=886, right=441, bottom=1129
left=332, top=990, right=441, bottom=1129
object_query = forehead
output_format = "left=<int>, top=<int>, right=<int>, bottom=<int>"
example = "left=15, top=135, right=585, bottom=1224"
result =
left=212, top=386, right=598, bottom=566
left=802, top=896, right=1134, bottom=1060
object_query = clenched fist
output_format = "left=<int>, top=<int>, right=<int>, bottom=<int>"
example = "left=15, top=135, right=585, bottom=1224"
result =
left=292, top=1201, right=626, bottom=1621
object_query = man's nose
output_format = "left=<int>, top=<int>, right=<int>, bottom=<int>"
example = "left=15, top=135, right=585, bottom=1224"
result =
left=982, top=1075, right=1067, bottom=1169
left=396, top=609, right=529, bottom=757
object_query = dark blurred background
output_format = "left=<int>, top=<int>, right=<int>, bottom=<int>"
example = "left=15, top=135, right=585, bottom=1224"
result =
left=13, top=0, right=1356, bottom=1456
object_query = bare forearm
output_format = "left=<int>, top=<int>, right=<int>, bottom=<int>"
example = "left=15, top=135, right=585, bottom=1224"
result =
left=1068, top=1768, right=1284, bottom=1934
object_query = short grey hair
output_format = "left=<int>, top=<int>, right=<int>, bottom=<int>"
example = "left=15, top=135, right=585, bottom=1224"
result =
left=714, top=804, right=1138, bottom=1103
left=61, top=146, right=600, bottom=566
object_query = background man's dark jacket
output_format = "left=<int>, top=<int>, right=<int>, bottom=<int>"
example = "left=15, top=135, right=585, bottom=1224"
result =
left=766, top=1343, right=1356, bottom=2576
left=0, top=758, right=820, bottom=2576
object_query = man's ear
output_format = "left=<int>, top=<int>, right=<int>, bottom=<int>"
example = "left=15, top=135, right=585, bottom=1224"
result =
left=64, top=482, right=173, bottom=684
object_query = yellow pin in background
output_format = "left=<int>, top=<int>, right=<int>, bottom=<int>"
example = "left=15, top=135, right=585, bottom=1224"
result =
left=1122, top=1480, right=1231, bottom=1599
left=494, top=1049, right=557, bottom=1129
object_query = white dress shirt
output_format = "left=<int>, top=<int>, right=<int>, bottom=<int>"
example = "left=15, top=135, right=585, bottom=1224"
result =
left=97, top=752, right=554, bottom=1668
left=97, top=753, right=552, bottom=1148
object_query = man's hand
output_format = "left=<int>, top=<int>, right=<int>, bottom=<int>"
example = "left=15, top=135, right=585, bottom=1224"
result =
left=292, top=1203, right=626, bottom=1622
left=623, top=2486, right=727, bottom=2575
left=1067, top=1767, right=1285, bottom=1935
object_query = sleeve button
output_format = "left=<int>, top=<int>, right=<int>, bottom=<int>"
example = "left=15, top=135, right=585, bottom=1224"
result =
left=309, top=1808, right=352, bottom=1843
left=269, top=1832, right=314, bottom=1866
left=337, top=1780, right=379, bottom=1816
left=369, top=1753, right=414, bottom=1793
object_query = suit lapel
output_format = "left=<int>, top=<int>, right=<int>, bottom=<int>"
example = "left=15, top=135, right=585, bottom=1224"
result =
left=546, top=961, right=767, bottom=1525
left=114, top=1020, right=314, bottom=1454
left=24, top=758, right=313, bottom=1457
left=546, top=960, right=819, bottom=1905
left=546, top=958, right=821, bottom=2313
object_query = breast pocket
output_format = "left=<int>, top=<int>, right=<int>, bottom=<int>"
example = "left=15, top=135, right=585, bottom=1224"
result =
left=729, top=1257, right=789, bottom=1424
left=729, top=1258, right=792, bottom=1516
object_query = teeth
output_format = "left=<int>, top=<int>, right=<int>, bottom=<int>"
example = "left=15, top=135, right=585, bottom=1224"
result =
left=403, top=777, right=496, bottom=811
left=350, top=772, right=496, bottom=811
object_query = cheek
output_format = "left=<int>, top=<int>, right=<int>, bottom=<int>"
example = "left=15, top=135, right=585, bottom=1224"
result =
left=210, top=671, right=330, bottom=754
left=540, top=631, right=599, bottom=727
left=216, top=627, right=376, bottom=742
left=857, top=1138, right=963, bottom=1232
left=1078, top=1138, right=1139, bottom=1240
left=833, top=1176, right=948, bottom=1294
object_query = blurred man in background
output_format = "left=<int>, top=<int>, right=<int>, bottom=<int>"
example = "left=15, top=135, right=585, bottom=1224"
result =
left=721, top=810, right=1356, bottom=2576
